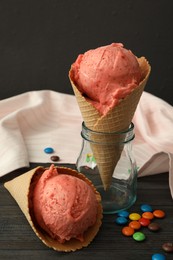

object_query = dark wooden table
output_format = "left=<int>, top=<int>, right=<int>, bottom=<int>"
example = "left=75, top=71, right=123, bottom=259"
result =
left=0, top=163, right=173, bottom=260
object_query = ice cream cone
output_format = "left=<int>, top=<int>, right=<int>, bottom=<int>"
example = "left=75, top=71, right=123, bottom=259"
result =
left=69, top=57, right=151, bottom=190
left=4, top=166, right=102, bottom=252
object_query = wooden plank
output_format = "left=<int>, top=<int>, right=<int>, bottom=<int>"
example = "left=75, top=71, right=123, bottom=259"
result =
left=0, top=164, right=173, bottom=259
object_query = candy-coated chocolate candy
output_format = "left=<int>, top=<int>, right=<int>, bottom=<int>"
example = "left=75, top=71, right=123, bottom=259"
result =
left=115, top=216, right=128, bottom=225
left=140, top=204, right=153, bottom=212
left=139, top=217, right=151, bottom=226
left=148, top=222, right=160, bottom=232
left=117, top=210, right=129, bottom=218
left=142, top=211, right=154, bottom=220
left=133, top=232, right=146, bottom=241
left=151, top=253, right=166, bottom=260
left=129, top=213, right=141, bottom=221
left=129, top=220, right=141, bottom=230
left=162, top=242, right=173, bottom=253
left=50, top=155, right=60, bottom=161
left=44, top=147, right=54, bottom=154
left=153, top=210, right=165, bottom=218
left=122, top=226, right=135, bottom=236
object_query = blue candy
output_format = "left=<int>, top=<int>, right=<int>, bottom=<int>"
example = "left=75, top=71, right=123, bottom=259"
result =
left=44, top=147, right=54, bottom=154
left=152, top=253, right=166, bottom=260
left=140, top=204, right=153, bottom=212
left=115, top=216, right=128, bottom=225
left=117, top=210, right=129, bottom=218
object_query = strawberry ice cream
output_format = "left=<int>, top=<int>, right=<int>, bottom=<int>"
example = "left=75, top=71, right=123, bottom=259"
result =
left=71, top=43, right=142, bottom=115
left=32, top=165, right=98, bottom=243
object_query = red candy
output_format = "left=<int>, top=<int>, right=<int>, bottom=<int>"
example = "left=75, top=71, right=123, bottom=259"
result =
left=139, top=217, right=151, bottom=226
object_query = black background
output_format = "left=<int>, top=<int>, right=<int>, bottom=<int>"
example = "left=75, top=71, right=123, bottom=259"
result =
left=0, top=0, right=172, bottom=105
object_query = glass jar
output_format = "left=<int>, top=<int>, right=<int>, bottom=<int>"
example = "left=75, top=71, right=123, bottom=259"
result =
left=76, top=122, right=137, bottom=214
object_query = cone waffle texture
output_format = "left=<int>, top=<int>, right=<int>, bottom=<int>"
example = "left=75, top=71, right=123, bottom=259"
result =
left=4, top=166, right=102, bottom=252
left=69, top=57, right=151, bottom=189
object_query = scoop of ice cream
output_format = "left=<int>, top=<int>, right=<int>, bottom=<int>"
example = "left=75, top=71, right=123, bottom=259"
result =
left=32, top=165, right=98, bottom=243
left=72, top=43, right=142, bottom=115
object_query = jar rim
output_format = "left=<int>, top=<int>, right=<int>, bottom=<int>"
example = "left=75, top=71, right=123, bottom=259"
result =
left=81, top=122, right=135, bottom=144
left=82, top=121, right=134, bottom=135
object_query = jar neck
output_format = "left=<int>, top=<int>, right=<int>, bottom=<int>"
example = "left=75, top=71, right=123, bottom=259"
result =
left=81, top=122, right=135, bottom=144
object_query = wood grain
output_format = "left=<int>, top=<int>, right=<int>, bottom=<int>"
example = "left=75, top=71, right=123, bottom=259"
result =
left=0, top=163, right=173, bottom=259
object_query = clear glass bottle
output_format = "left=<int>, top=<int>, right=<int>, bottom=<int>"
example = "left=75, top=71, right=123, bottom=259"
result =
left=76, top=122, right=137, bottom=214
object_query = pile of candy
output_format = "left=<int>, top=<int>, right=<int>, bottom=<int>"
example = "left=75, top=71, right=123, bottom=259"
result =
left=114, top=204, right=173, bottom=259
left=44, top=147, right=60, bottom=162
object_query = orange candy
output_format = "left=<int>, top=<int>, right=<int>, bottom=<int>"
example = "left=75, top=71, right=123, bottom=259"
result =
left=129, top=220, right=141, bottom=230
left=142, top=212, right=154, bottom=220
left=122, top=226, right=135, bottom=236
left=153, top=209, right=165, bottom=218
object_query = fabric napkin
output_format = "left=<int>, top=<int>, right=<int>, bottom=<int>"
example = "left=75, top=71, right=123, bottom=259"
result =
left=0, top=90, right=173, bottom=198
left=0, top=90, right=82, bottom=175
left=133, top=92, right=173, bottom=197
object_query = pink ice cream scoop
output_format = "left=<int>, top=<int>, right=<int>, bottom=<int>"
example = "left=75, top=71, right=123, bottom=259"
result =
left=72, top=43, right=142, bottom=115
left=32, top=165, right=98, bottom=243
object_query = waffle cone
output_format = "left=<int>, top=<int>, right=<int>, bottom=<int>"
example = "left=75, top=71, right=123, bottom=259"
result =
left=4, top=166, right=102, bottom=252
left=69, top=57, right=151, bottom=189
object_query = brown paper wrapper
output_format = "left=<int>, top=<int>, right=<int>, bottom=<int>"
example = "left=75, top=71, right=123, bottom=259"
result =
left=69, top=57, right=151, bottom=189
left=4, top=166, right=102, bottom=252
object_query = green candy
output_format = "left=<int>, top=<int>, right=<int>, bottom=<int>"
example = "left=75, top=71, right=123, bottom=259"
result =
left=133, top=232, right=146, bottom=241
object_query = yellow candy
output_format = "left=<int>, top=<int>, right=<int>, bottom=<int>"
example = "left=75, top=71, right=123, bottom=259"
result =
left=129, top=213, right=141, bottom=221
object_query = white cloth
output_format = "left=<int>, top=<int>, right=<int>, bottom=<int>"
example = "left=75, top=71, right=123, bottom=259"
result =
left=0, top=90, right=82, bottom=175
left=0, top=90, right=173, bottom=198
left=133, top=92, right=173, bottom=197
